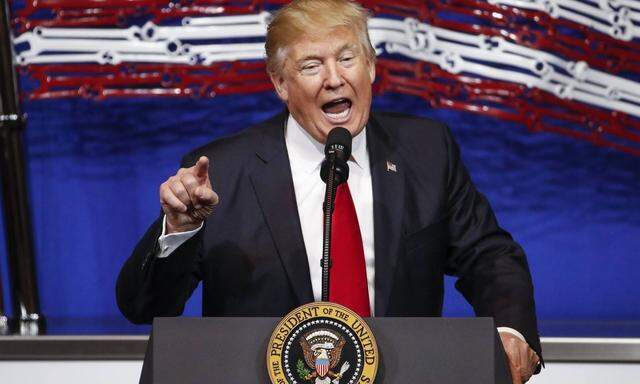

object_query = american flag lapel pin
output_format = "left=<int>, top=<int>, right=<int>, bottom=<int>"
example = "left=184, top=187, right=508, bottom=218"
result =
left=386, top=160, right=397, bottom=173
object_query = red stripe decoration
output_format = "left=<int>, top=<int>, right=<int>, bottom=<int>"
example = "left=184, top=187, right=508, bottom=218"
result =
left=9, top=0, right=640, bottom=156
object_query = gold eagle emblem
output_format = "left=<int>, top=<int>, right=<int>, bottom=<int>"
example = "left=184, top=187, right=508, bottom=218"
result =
left=299, top=329, right=348, bottom=382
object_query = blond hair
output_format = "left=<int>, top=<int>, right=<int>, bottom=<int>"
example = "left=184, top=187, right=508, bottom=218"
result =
left=265, top=0, right=376, bottom=75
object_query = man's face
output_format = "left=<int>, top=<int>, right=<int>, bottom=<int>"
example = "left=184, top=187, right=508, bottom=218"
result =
left=270, top=27, right=376, bottom=143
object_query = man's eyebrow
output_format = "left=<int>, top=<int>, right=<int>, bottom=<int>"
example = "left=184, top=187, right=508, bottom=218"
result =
left=338, top=43, right=359, bottom=53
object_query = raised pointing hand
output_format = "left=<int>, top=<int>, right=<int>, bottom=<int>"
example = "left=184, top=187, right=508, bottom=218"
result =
left=160, top=156, right=219, bottom=234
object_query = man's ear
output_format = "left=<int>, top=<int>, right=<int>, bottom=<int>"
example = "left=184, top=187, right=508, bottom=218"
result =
left=269, top=72, right=289, bottom=102
left=368, top=58, right=376, bottom=84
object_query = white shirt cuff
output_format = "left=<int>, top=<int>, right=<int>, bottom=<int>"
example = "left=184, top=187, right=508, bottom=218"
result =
left=157, top=216, right=203, bottom=259
left=497, top=327, right=527, bottom=343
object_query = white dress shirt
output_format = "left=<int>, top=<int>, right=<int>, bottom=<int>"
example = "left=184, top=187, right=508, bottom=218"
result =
left=155, top=115, right=526, bottom=342
left=284, top=115, right=375, bottom=313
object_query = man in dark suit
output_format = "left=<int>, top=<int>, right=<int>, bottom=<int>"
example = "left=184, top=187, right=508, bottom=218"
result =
left=116, top=0, right=541, bottom=382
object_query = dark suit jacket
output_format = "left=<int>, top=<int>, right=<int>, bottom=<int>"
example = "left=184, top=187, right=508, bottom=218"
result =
left=116, top=111, right=542, bottom=358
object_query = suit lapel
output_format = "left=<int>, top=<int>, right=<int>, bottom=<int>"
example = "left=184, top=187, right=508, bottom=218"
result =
left=367, top=113, right=406, bottom=316
left=249, top=113, right=314, bottom=306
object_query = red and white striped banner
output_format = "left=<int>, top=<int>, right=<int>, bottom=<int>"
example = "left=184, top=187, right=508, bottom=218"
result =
left=9, top=0, right=640, bottom=155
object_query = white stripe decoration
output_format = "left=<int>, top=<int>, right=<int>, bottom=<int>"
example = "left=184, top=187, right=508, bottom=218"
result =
left=11, top=13, right=640, bottom=118
left=484, top=0, right=640, bottom=41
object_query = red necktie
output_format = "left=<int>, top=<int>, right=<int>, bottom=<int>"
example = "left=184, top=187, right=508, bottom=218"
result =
left=329, top=182, right=371, bottom=317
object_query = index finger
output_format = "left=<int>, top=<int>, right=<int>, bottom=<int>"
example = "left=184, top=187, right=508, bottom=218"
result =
left=194, top=156, right=210, bottom=179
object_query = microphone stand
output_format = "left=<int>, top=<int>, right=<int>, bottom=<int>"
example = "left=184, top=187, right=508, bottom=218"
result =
left=321, top=153, right=338, bottom=302
left=320, top=127, right=351, bottom=303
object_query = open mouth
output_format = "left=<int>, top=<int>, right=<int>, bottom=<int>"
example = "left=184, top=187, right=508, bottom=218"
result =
left=321, top=98, right=352, bottom=122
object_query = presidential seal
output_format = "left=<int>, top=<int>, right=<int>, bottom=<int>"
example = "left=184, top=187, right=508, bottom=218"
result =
left=267, top=302, right=378, bottom=384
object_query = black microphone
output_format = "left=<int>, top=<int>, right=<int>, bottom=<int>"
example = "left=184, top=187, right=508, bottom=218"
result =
left=319, top=127, right=352, bottom=302
left=320, top=127, right=352, bottom=185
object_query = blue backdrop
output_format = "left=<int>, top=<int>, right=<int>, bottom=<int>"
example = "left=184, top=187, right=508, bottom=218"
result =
left=5, top=0, right=640, bottom=337
left=1, top=90, right=638, bottom=335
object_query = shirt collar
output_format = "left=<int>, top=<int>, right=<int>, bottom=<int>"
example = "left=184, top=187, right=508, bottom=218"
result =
left=285, top=114, right=368, bottom=175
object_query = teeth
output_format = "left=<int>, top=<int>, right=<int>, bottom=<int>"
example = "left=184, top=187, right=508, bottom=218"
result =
left=325, top=107, right=350, bottom=120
